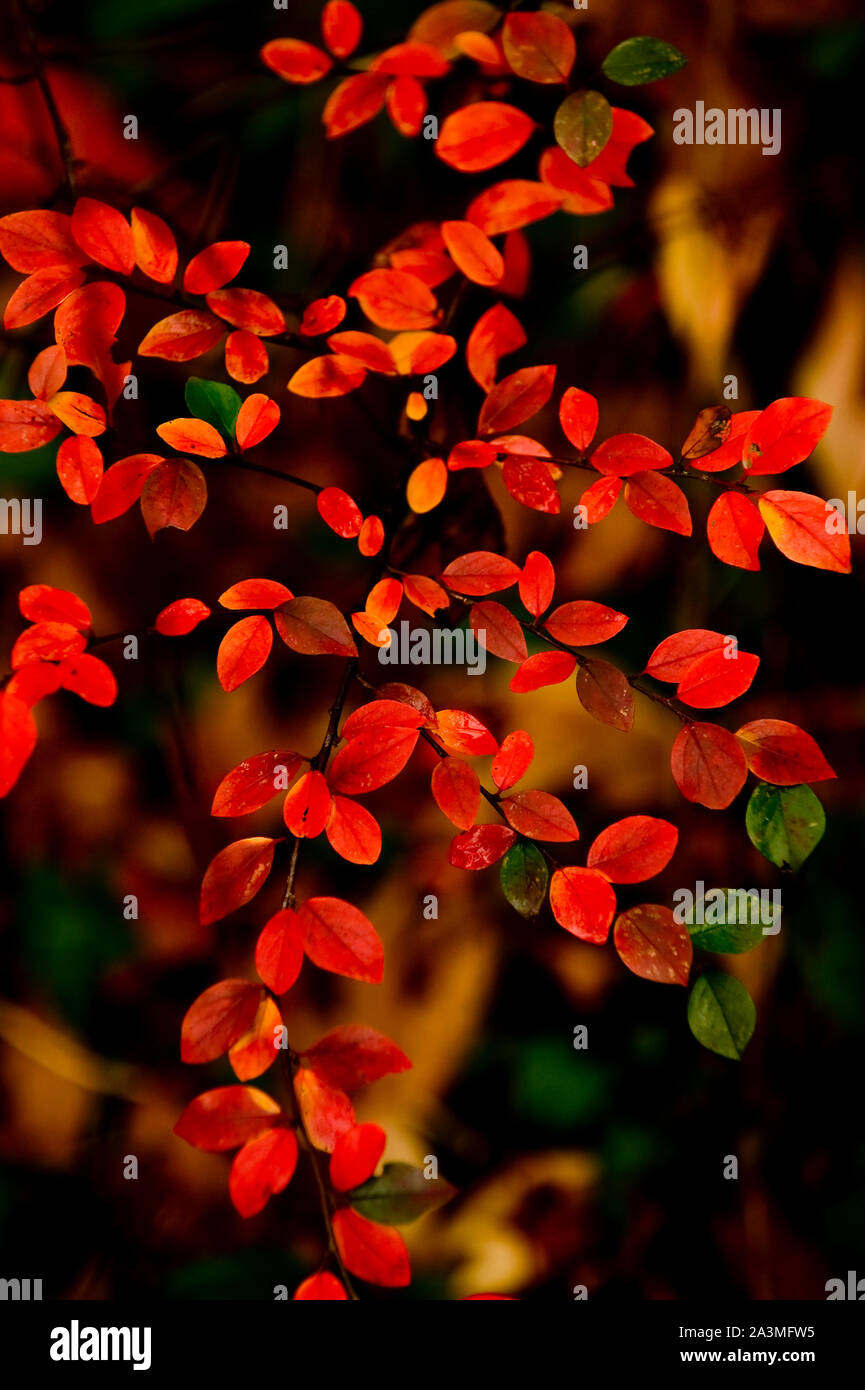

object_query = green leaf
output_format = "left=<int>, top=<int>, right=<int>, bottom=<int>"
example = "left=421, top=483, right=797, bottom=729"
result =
left=349, top=1162, right=456, bottom=1226
left=602, top=36, right=688, bottom=86
left=184, top=377, right=242, bottom=437
left=687, top=972, right=756, bottom=1059
left=553, top=90, right=613, bottom=168
left=746, top=782, right=825, bottom=871
left=684, top=888, right=778, bottom=953
left=500, top=841, right=548, bottom=918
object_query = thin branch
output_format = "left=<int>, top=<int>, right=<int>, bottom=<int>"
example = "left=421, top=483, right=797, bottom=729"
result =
left=15, top=0, right=76, bottom=197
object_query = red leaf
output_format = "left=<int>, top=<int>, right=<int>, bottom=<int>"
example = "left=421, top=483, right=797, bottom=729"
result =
left=235, top=394, right=279, bottom=450
left=300, top=296, right=347, bottom=336
left=229, top=1128, right=298, bottom=1217
left=559, top=386, right=599, bottom=452
left=55, top=282, right=125, bottom=374
left=676, top=649, right=759, bottom=709
left=323, top=73, right=390, bottom=139
left=19, top=584, right=90, bottom=630
left=0, top=209, right=83, bottom=272
left=645, top=629, right=727, bottom=684
left=57, top=653, right=117, bottom=706
left=217, top=616, right=273, bottom=691
left=576, top=658, right=634, bottom=731
left=3, top=265, right=84, bottom=329
left=219, top=579, right=293, bottom=610
left=327, top=331, right=396, bottom=374
left=588, top=106, right=654, bottom=186
left=492, top=730, right=534, bottom=790
left=90, top=454, right=162, bottom=523
left=436, top=102, right=534, bottom=173
left=130, top=208, right=177, bottom=284
left=11, top=621, right=85, bottom=668
left=342, top=699, right=425, bottom=739
left=57, top=437, right=103, bottom=504
left=228, top=995, right=283, bottom=1081
left=502, top=455, right=560, bottom=513
left=155, top=597, right=211, bottom=636
left=304, top=1025, right=411, bottom=1092
left=440, top=550, right=521, bottom=596
left=501, top=789, right=578, bottom=842
left=261, top=37, right=333, bottom=83
left=435, top=708, right=498, bottom=756
left=544, top=600, right=627, bottom=646
left=743, top=397, right=833, bottom=475
left=466, top=303, right=526, bottom=391
left=71, top=197, right=134, bottom=275
left=590, top=434, right=672, bottom=477
left=478, top=364, right=555, bottom=435
left=330, top=1123, right=386, bottom=1192
left=322, top=0, right=363, bottom=58
left=328, top=726, right=419, bottom=794
left=502, top=12, right=575, bottom=83
left=225, top=330, right=269, bottom=383
left=6, top=664, right=62, bottom=707
left=691, top=409, right=760, bottom=472
left=735, top=719, right=836, bottom=785
left=333, top=1209, right=410, bottom=1287
left=431, top=758, right=481, bottom=829
left=519, top=550, right=555, bottom=617
left=371, top=41, right=450, bottom=76
left=441, top=220, right=503, bottom=286
left=288, top=354, right=366, bottom=397
left=0, top=399, right=61, bottom=452
left=469, top=601, right=528, bottom=662
left=758, top=490, right=851, bottom=573
left=326, top=794, right=382, bottom=865
left=294, top=1068, right=355, bottom=1152
left=509, top=650, right=576, bottom=692
left=275, top=597, right=357, bottom=657
left=0, top=691, right=37, bottom=797
left=376, top=685, right=437, bottom=724
left=670, top=722, right=748, bottom=810
left=174, top=1085, right=281, bottom=1152
left=467, top=180, right=565, bottom=236
left=624, top=471, right=692, bottom=536
left=447, top=439, right=496, bottom=471
left=549, top=866, right=617, bottom=943
left=299, top=896, right=384, bottom=984
left=283, top=769, right=332, bottom=838
left=207, top=288, right=285, bottom=336
left=200, top=837, right=277, bottom=925
left=294, top=1273, right=348, bottom=1300
left=255, top=908, right=305, bottom=994
left=587, top=816, right=678, bottom=883
left=184, top=241, right=250, bottom=294
left=449, top=824, right=516, bottom=870
left=349, top=269, right=439, bottom=330
left=181, top=980, right=263, bottom=1064
left=538, top=147, right=613, bottom=214
left=613, top=905, right=692, bottom=986
left=212, top=750, right=301, bottom=817
left=140, top=458, right=207, bottom=536
left=707, top=491, right=764, bottom=570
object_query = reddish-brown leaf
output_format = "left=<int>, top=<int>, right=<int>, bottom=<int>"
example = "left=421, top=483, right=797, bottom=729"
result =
left=200, top=837, right=277, bottom=925
left=576, top=658, right=634, bottom=731
left=469, top=601, right=528, bottom=663
left=304, top=1024, right=411, bottom=1092
left=275, top=597, right=357, bottom=657
left=299, top=896, right=384, bottom=984
left=181, top=979, right=263, bottom=1064
left=440, top=550, right=521, bottom=596
left=587, top=816, right=678, bottom=883
left=478, top=364, right=555, bottom=435
left=501, top=789, right=578, bottom=842
left=501, top=12, right=576, bottom=83
left=140, top=459, right=207, bottom=536
left=670, top=722, right=748, bottom=810
left=735, top=719, right=836, bottom=785
left=174, top=1085, right=281, bottom=1152
left=544, top=600, right=627, bottom=647
left=613, top=905, right=692, bottom=985
left=624, top=471, right=692, bottom=536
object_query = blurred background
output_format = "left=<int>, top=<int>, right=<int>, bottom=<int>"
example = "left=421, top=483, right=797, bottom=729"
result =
left=1, top=0, right=864, bottom=1300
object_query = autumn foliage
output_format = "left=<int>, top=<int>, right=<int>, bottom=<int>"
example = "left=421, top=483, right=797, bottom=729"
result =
left=0, top=1, right=849, bottom=1300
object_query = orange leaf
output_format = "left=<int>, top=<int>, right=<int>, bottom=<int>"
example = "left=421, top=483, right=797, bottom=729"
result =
left=174, top=1085, right=281, bottom=1152
left=274, top=596, right=357, bottom=657
left=200, top=837, right=277, bottom=925
left=544, top=600, right=627, bottom=646
left=365, top=578, right=403, bottom=628
left=229, top=1128, right=298, bottom=1217
left=333, top=1209, right=410, bottom=1287
left=300, top=296, right=347, bottom=336
left=435, top=708, right=498, bottom=755
left=217, top=616, right=273, bottom=691
left=502, top=12, right=575, bottom=83
left=140, top=458, right=207, bottom=536
left=467, top=179, right=565, bottom=235
left=294, top=1068, right=355, bottom=1152
left=47, top=390, right=106, bottom=437
left=317, top=486, right=363, bottom=538
left=3, top=265, right=84, bottom=329
left=613, top=905, right=692, bottom=986
left=0, top=209, right=83, bottom=272
left=550, top=866, right=616, bottom=943
left=288, top=354, right=367, bottom=397
left=261, top=38, right=333, bottom=84
left=431, top=757, right=480, bottom=829
left=181, top=980, right=263, bottom=1064
left=402, top=573, right=449, bottom=615
left=466, top=303, right=525, bottom=391
left=0, top=399, right=61, bottom=452
left=11, top=621, right=86, bottom=668
left=130, top=207, right=178, bottom=284
left=478, top=364, right=555, bottom=434
left=299, top=896, right=384, bottom=984
left=501, top=789, right=578, bottom=841
left=323, top=72, right=390, bottom=138
left=228, top=995, right=283, bottom=1080
left=212, top=750, right=302, bottom=816
left=71, top=197, right=134, bottom=274
left=56, top=436, right=103, bottom=504
left=219, top=579, right=293, bottom=609
left=28, top=344, right=67, bottom=400
left=156, top=417, right=226, bottom=457
left=225, top=329, right=269, bottom=383
left=670, top=722, right=748, bottom=810
left=407, top=456, right=447, bottom=513
left=758, top=490, right=851, bottom=573
left=54, top=281, right=125, bottom=374
left=587, top=816, right=678, bottom=883
left=139, top=309, right=225, bottom=361
left=538, top=147, right=613, bottom=215
left=255, top=908, right=305, bottom=994
left=206, top=287, right=285, bottom=336
left=441, top=219, right=503, bottom=286
left=510, top=649, right=576, bottom=693
left=358, top=515, right=384, bottom=555
left=183, top=240, right=250, bottom=294
left=235, top=393, right=280, bottom=449
left=349, top=269, right=439, bottom=330
left=436, top=102, right=534, bottom=172
left=19, top=584, right=90, bottom=629
left=326, top=331, right=396, bottom=374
